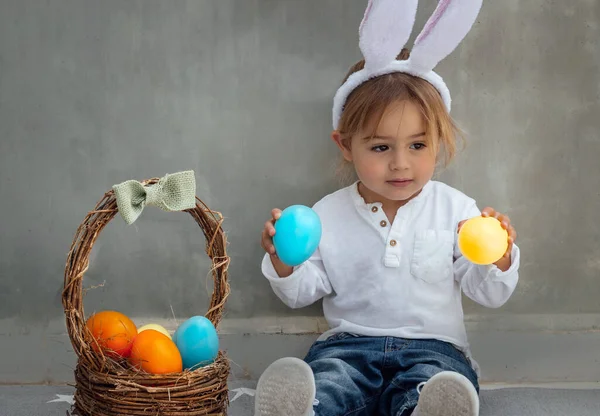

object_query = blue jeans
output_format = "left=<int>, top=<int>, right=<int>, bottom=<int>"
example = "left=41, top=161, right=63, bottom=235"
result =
left=304, top=334, right=479, bottom=416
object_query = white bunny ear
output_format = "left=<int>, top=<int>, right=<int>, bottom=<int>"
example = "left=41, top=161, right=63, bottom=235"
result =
left=409, top=0, right=483, bottom=73
left=359, top=0, right=419, bottom=72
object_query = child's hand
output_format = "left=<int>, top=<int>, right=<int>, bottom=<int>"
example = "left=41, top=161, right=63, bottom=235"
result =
left=458, top=207, right=517, bottom=271
left=261, top=209, right=293, bottom=277
left=261, top=208, right=282, bottom=256
left=482, top=207, right=517, bottom=260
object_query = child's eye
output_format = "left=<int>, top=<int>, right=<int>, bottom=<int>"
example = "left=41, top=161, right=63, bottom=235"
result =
left=371, top=145, right=389, bottom=152
left=410, top=142, right=426, bottom=150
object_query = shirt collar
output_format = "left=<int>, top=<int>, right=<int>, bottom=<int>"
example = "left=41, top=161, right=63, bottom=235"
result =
left=349, top=180, right=433, bottom=212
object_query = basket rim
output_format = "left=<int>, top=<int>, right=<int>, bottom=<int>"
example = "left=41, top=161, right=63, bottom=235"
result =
left=61, top=176, right=231, bottom=373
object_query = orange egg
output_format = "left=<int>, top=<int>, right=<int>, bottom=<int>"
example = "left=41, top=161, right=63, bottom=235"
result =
left=129, top=329, right=183, bottom=375
left=86, top=310, right=137, bottom=358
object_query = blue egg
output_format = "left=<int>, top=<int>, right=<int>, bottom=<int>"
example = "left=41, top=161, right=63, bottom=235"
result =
left=273, top=205, right=322, bottom=267
left=173, top=316, right=219, bottom=370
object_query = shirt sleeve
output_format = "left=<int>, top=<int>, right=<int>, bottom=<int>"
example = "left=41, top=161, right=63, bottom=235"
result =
left=261, top=246, right=333, bottom=309
left=453, top=201, right=520, bottom=308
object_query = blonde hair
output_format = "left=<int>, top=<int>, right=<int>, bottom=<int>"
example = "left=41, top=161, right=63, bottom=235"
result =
left=335, top=48, right=463, bottom=181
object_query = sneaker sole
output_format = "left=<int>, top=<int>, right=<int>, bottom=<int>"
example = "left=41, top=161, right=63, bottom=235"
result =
left=254, top=357, right=316, bottom=416
left=417, top=371, right=479, bottom=416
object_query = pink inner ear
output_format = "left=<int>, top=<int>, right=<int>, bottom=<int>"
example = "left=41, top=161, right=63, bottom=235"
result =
left=359, top=0, right=374, bottom=36
left=415, top=0, right=452, bottom=45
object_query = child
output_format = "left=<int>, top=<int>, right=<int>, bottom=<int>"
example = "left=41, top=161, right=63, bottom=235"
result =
left=255, top=1, right=519, bottom=415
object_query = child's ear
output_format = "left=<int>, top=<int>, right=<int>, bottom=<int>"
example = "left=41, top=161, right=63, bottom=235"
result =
left=331, top=131, right=353, bottom=162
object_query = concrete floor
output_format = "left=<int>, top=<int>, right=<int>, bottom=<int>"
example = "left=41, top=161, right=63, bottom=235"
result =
left=3, top=382, right=599, bottom=416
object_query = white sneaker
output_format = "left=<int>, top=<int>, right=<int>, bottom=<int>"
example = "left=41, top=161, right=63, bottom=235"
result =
left=412, top=371, right=479, bottom=416
left=254, top=357, right=316, bottom=416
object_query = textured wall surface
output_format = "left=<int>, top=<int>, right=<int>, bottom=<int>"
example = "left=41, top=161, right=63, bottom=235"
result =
left=1, top=0, right=599, bottom=382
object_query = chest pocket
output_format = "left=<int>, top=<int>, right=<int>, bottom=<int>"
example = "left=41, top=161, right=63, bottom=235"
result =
left=410, top=230, right=455, bottom=284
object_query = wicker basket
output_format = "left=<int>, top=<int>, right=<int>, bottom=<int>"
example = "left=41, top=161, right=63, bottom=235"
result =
left=62, top=177, right=231, bottom=415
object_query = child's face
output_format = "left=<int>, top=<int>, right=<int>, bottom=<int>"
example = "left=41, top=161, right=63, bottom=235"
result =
left=336, top=100, right=437, bottom=205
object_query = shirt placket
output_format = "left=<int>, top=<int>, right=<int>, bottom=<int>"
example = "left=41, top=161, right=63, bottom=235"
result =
left=363, top=204, right=406, bottom=268
left=384, top=215, right=404, bottom=268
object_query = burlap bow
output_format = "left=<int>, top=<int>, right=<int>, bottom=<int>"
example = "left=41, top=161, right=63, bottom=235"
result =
left=112, top=170, right=196, bottom=224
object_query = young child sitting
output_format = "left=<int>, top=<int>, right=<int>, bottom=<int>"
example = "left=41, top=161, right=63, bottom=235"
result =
left=255, top=1, right=519, bottom=415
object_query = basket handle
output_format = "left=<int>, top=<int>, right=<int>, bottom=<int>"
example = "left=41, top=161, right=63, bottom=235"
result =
left=62, top=173, right=230, bottom=369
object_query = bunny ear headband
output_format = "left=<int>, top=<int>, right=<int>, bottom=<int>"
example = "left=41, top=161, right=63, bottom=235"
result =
left=332, top=0, right=483, bottom=130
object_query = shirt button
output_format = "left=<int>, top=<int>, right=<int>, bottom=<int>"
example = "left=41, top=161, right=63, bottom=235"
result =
left=380, top=220, right=387, bottom=227
left=390, top=240, right=397, bottom=246
left=371, top=206, right=378, bottom=213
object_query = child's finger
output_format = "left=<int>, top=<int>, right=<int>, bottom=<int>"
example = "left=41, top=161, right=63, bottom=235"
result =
left=481, top=207, right=496, bottom=218
left=503, top=227, right=517, bottom=257
left=271, top=208, right=282, bottom=221
left=265, top=220, right=276, bottom=237
left=260, top=228, right=268, bottom=247
left=261, top=232, right=276, bottom=255
left=498, top=214, right=510, bottom=229
left=508, top=226, right=517, bottom=242
left=457, top=220, right=467, bottom=233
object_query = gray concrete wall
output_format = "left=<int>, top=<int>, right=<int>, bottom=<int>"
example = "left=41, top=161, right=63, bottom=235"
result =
left=1, top=0, right=600, bottom=383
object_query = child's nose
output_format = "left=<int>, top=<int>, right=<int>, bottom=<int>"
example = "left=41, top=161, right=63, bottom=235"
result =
left=390, top=149, right=410, bottom=170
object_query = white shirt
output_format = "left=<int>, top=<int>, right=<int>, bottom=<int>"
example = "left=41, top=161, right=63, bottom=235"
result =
left=262, top=181, right=520, bottom=373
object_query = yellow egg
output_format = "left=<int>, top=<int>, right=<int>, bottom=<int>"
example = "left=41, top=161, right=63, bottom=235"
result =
left=458, top=216, right=508, bottom=265
left=138, top=323, right=171, bottom=339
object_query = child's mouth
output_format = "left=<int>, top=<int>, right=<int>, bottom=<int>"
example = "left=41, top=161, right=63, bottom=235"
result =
left=387, top=179, right=413, bottom=188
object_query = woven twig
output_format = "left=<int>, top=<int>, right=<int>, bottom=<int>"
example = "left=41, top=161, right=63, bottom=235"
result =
left=62, top=178, right=231, bottom=415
